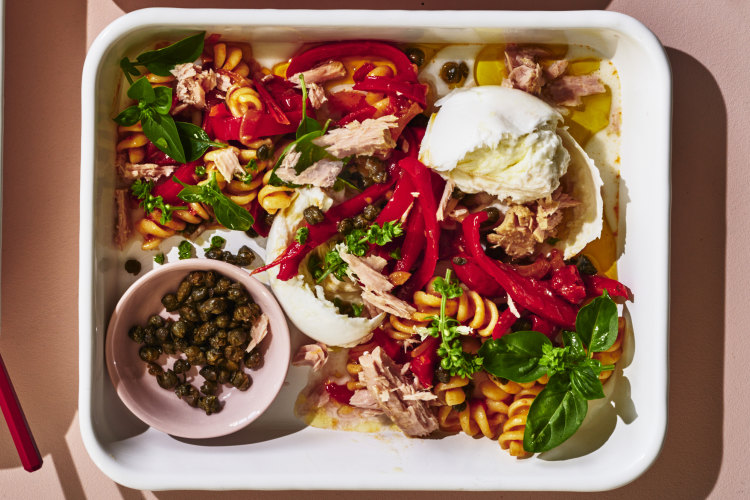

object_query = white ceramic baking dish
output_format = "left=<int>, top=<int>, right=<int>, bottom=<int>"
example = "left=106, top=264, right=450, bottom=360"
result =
left=80, top=8, right=670, bottom=491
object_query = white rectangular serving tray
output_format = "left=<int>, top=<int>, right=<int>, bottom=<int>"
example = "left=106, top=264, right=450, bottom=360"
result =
left=80, top=8, right=671, bottom=491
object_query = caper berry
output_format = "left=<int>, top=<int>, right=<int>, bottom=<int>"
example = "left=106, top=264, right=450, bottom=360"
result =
left=157, top=370, right=179, bottom=390
left=303, top=206, right=325, bottom=225
left=363, top=204, right=380, bottom=221
left=337, top=218, right=354, bottom=234
left=440, top=61, right=463, bottom=84
left=161, top=293, right=179, bottom=311
left=256, top=143, right=272, bottom=161
left=405, top=47, right=425, bottom=67
left=139, top=346, right=160, bottom=363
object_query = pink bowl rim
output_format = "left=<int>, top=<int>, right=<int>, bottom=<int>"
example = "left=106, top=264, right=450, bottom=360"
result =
left=105, top=259, right=290, bottom=439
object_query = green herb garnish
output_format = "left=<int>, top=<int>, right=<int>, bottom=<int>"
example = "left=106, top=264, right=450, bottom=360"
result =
left=344, top=221, right=404, bottom=256
left=315, top=249, right=349, bottom=283
left=176, top=173, right=254, bottom=231
left=203, top=235, right=226, bottom=253
left=351, top=303, right=364, bottom=317
left=390, top=247, right=402, bottom=260
left=419, top=269, right=483, bottom=379
left=130, top=179, right=186, bottom=224
left=119, top=32, right=206, bottom=84
left=153, top=253, right=166, bottom=265
left=295, top=227, right=309, bottom=244
left=477, top=291, right=619, bottom=453
left=195, top=165, right=206, bottom=177
left=177, top=240, right=193, bottom=260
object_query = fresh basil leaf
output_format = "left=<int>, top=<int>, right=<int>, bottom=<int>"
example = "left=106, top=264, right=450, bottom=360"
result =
left=176, top=183, right=204, bottom=203
left=576, top=291, right=618, bottom=353
left=135, top=32, right=206, bottom=76
left=570, top=365, right=605, bottom=400
left=127, top=76, right=155, bottom=103
left=174, top=121, right=223, bottom=162
left=478, top=331, right=551, bottom=383
left=152, top=86, right=173, bottom=115
left=523, top=374, right=588, bottom=453
left=562, top=330, right=586, bottom=362
left=291, top=131, right=329, bottom=174
left=120, top=57, right=141, bottom=78
left=114, top=105, right=141, bottom=126
left=140, top=110, right=186, bottom=164
left=296, top=74, right=322, bottom=138
left=212, top=195, right=254, bottom=231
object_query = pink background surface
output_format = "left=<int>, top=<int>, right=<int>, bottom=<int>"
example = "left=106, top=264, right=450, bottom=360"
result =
left=0, top=0, right=747, bottom=498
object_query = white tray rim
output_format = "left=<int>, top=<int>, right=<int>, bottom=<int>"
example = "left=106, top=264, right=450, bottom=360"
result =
left=79, top=8, right=671, bottom=491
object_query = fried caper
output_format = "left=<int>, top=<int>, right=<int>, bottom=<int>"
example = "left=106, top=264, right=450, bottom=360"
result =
left=200, top=380, right=217, bottom=395
left=244, top=350, right=264, bottom=370
left=303, top=206, right=325, bottom=225
left=352, top=215, right=368, bottom=230
left=440, top=61, right=463, bottom=84
left=481, top=207, right=500, bottom=226
left=434, top=367, right=451, bottom=384
left=256, top=143, right=272, bottom=161
left=217, top=368, right=232, bottom=384
left=451, top=186, right=466, bottom=199
left=198, top=395, right=221, bottom=415
left=206, top=348, right=224, bottom=366
left=189, top=287, right=208, bottom=303
left=199, top=365, right=218, bottom=382
left=231, top=371, right=252, bottom=391
left=161, top=293, right=180, bottom=311
left=148, top=315, right=164, bottom=328
left=233, top=304, right=255, bottom=323
left=336, top=218, right=354, bottom=234
left=174, top=338, right=190, bottom=352
left=235, top=246, right=255, bottom=267
left=215, top=314, right=231, bottom=329
left=173, top=358, right=191, bottom=374
left=155, top=326, right=171, bottom=344
left=209, top=335, right=227, bottom=350
left=162, top=342, right=177, bottom=355
left=143, top=330, right=159, bottom=347
left=175, top=383, right=200, bottom=407
left=147, top=362, right=163, bottom=376
left=128, top=325, right=145, bottom=344
left=200, top=297, right=227, bottom=315
left=157, top=370, right=179, bottom=390
left=220, top=359, right=239, bottom=372
left=179, top=304, right=201, bottom=323
left=363, top=204, right=380, bottom=221
left=226, top=285, right=249, bottom=304
left=224, top=346, right=245, bottom=364
left=184, top=346, right=206, bottom=365
left=125, top=259, right=141, bottom=275
left=187, top=271, right=205, bottom=286
left=264, top=211, right=276, bottom=228
left=227, top=328, right=248, bottom=347
left=572, top=255, right=598, bottom=276
left=245, top=227, right=259, bottom=238
left=171, top=320, right=191, bottom=339
left=214, top=278, right=232, bottom=295
left=511, top=316, right=533, bottom=333
left=139, top=346, right=160, bottom=363
left=193, top=322, right=216, bottom=344
left=405, top=47, right=425, bottom=67
left=176, top=280, right=192, bottom=303
left=205, top=271, right=217, bottom=288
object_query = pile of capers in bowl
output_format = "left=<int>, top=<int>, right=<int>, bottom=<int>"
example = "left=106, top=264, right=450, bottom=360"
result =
left=128, top=270, right=266, bottom=416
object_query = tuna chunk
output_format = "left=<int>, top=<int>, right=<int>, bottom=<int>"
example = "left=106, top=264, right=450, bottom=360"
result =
left=548, top=75, right=606, bottom=107
left=436, top=180, right=455, bottom=222
left=292, top=343, right=329, bottom=371
left=114, top=188, right=131, bottom=249
left=171, top=63, right=218, bottom=109
left=289, top=60, right=346, bottom=85
left=507, top=63, right=544, bottom=95
left=312, top=115, right=398, bottom=159
left=544, top=59, right=569, bottom=80
left=118, top=162, right=176, bottom=182
left=246, top=313, right=270, bottom=353
left=275, top=157, right=344, bottom=188
left=306, top=82, right=327, bottom=109
left=358, top=347, right=439, bottom=437
left=211, top=148, right=244, bottom=183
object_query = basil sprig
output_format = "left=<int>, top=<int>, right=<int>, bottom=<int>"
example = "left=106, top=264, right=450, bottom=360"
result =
left=130, top=178, right=186, bottom=224
left=176, top=173, right=254, bottom=231
left=120, top=32, right=206, bottom=83
left=269, top=74, right=334, bottom=186
left=478, top=291, right=619, bottom=453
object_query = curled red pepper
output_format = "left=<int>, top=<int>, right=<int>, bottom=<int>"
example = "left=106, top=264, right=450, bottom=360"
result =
left=530, top=315, right=557, bottom=340
left=394, top=204, right=425, bottom=273
left=461, top=212, right=577, bottom=329
left=286, top=41, right=418, bottom=82
left=451, top=255, right=503, bottom=297
left=397, top=158, right=441, bottom=297
left=352, top=76, right=428, bottom=107
left=492, top=307, right=519, bottom=339
left=584, top=275, right=632, bottom=302
left=410, top=336, right=440, bottom=388
left=550, top=265, right=587, bottom=304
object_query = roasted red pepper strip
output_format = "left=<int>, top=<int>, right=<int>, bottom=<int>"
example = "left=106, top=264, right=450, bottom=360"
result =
left=531, top=315, right=557, bottom=340
left=492, top=307, right=519, bottom=340
left=462, top=212, right=577, bottom=329
left=397, top=158, right=440, bottom=296
left=324, top=382, right=354, bottom=405
left=374, top=172, right=414, bottom=226
left=286, top=41, right=418, bottom=82
left=338, top=105, right=377, bottom=126
left=550, top=265, right=587, bottom=304
left=152, top=162, right=201, bottom=205
left=252, top=162, right=400, bottom=280
left=252, top=77, right=291, bottom=126
left=353, top=76, right=428, bottom=107
left=451, top=254, right=503, bottom=297
left=352, top=62, right=376, bottom=82
left=394, top=204, right=425, bottom=273
left=584, top=275, right=632, bottom=302
left=248, top=199, right=271, bottom=238
left=410, top=336, right=440, bottom=388
left=203, top=103, right=243, bottom=141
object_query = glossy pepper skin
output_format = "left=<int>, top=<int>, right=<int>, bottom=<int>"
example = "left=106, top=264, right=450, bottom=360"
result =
left=550, top=265, right=587, bottom=304
left=461, top=211, right=578, bottom=329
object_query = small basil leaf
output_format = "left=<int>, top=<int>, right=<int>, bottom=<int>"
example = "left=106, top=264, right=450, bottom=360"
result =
left=113, top=105, right=142, bottom=126
left=576, top=291, right=618, bottom=353
left=562, top=330, right=586, bottom=362
left=127, top=76, right=155, bottom=104
left=478, top=331, right=551, bottom=383
left=135, top=32, right=206, bottom=76
left=175, top=121, right=214, bottom=162
left=523, top=374, right=588, bottom=453
left=176, top=184, right=204, bottom=203
left=120, top=57, right=141, bottom=77
left=152, top=86, right=173, bottom=115
left=295, top=74, right=322, bottom=138
left=211, top=195, right=254, bottom=231
left=140, top=111, right=186, bottom=164
left=570, top=365, right=605, bottom=400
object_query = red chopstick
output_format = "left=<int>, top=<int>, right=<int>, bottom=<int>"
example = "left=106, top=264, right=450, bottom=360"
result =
left=0, top=353, right=42, bottom=472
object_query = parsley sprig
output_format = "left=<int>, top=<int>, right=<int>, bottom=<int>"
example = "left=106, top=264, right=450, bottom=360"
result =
left=130, top=179, right=186, bottom=224
left=419, top=270, right=483, bottom=379
left=295, top=227, right=309, bottom=244
left=344, top=221, right=404, bottom=257
left=177, top=240, right=193, bottom=260
left=176, top=173, right=254, bottom=231
left=309, top=249, right=349, bottom=283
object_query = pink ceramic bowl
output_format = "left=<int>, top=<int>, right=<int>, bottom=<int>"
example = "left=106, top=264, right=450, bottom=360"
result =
left=105, top=259, right=290, bottom=439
